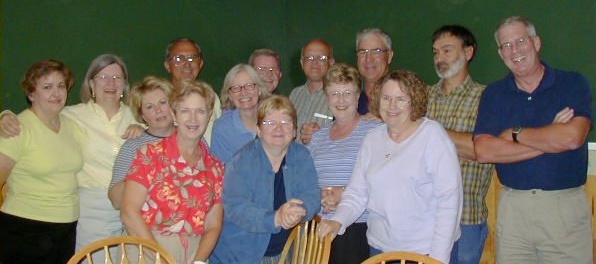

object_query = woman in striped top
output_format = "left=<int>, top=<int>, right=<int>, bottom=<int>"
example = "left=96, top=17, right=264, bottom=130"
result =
left=307, top=63, right=380, bottom=264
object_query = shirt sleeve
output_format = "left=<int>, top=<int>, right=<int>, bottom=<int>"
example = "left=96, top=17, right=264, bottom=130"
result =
left=426, top=129, right=463, bottom=263
left=125, top=145, right=154, bottom=188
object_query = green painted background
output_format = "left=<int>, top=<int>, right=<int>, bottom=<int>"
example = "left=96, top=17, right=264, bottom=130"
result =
left=2, top=0, right=595, bottom=140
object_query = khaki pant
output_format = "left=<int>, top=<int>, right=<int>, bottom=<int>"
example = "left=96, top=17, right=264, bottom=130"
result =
left=496, top=186, right=593, bottom=263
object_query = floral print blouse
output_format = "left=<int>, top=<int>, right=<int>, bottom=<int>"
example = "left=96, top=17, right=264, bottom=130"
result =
left=126, top=132, right=224, bottom=235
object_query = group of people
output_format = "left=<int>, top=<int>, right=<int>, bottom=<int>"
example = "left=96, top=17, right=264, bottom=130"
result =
left=0, top=14, right=592, bottom=264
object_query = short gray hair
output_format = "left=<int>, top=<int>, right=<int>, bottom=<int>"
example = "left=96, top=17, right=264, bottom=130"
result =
left=220, top=64, right=271, bottom=110
left=494, top=16, right=537, bottom=45
left=356, top=28, right=392, bottom=50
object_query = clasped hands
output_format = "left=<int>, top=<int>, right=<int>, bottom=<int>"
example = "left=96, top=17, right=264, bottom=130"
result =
left=274, top=199, right=307, bottom=230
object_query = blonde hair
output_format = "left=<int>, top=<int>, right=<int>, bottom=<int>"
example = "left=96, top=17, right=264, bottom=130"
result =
left=257, top=95, right=297, bottom=130
left=128, top=76, right=173, bottom=123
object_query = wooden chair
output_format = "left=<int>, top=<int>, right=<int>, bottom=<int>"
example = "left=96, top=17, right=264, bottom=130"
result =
left=278, top=215, right=332, bottom=264
left=361, top=251, right=443, bottom=264
left=67, top=235, right=176, bottom=264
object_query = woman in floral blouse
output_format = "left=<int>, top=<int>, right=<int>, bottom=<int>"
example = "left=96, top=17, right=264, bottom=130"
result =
left=121, top=80, right=224, bottom=264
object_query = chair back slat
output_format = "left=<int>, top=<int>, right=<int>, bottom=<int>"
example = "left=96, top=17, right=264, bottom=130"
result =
left=278, top=216, right=332, bottom=264
left=66, top=236, right=176, bottom=264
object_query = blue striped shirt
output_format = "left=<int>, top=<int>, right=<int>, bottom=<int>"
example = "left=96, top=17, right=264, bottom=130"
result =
left=308, top=119, right=380, bottom=222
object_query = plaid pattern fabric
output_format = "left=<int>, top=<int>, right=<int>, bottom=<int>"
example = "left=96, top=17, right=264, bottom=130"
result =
left=427, top=76, right=495, bottom=224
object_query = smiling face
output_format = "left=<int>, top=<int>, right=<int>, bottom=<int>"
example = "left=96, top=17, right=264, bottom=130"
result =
left=325, top=82, right=359, bottom=120
left=300, top=40, right=334, bottom=82
left=258, top=109, right=296, bottom=149
left=228, top=70, right=260, bottom=110
left=164, top=40, right=203, bottom=85
left=140, top=89, right=173, bottom=134
left=173, top=93, right=209, bottom=142
left=252, top=54, right=282, bottom=92
left=378, top=80, right=412, bottom=126
left=496, top=21, right=542, bottom=78
left=357, top=33, right=393, bottom=83
left=90, top=63, right=126, bottom=104
left=29, top=71, right=68, bottom=116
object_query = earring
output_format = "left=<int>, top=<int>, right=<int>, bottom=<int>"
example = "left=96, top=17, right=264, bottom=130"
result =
left=120, top=94, right=123, bottom=98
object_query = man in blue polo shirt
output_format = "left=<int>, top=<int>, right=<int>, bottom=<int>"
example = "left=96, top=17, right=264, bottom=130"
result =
left=473, top=16, right=593, bottom=263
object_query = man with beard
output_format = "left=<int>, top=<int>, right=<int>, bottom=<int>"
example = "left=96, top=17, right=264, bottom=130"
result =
left=427, top=25, right=494, bottom=264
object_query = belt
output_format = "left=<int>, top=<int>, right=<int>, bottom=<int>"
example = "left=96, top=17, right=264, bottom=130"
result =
left=502, top=186, right=582, bottom=195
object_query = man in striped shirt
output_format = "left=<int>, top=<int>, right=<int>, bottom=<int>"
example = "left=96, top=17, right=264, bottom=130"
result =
left=290, top=39, right=335, bottom=143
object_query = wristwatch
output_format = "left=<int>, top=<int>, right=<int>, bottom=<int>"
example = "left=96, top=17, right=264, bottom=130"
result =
left=512, top=126, right=522, bottom=143
left=192, top=261, right=207, bottom=264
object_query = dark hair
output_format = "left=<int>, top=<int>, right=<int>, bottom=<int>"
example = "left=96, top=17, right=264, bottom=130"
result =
left=21, top=59, right=74, bottom=106
left=165, top=37, right=203, bottom=60
left=432, top=25, right=477, bottom=61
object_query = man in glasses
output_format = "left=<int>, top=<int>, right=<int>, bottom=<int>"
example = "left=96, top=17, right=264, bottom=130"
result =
left=355, top=28, right=394, bottom=116
left=474, top=16, right=593, bottom=263
left=427, top=25, right=494, bottom=264
left=163, top=37, right=221, bottom=145
left=290, top=39, right=335, bottom=144
left=249, top=48, right=283, bottom=93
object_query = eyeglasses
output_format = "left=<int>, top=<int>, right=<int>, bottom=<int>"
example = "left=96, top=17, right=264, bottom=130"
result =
left=261, top=119, right=294, bottom=129
left=381, top=95, right=410, bottom=106
left=498, top=36, right=534, bottom=52
left=356, top=48, right=388, bottom=58
left=170, top=54, right=200, bottom=65
left=302, top=55, right=329, bottom=63
left=327, top=90, right=356, bottom=99
left=94, top=74, right=126, bottom=84
left=256, top=66, right=280, bottom=73
left=228, top=83, right=257, bottom=93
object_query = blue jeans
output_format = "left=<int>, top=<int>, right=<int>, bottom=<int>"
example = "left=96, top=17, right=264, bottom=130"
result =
left=456, top=222, right=488, bottom=264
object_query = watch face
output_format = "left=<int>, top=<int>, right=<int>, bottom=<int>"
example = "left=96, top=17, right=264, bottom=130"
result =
left=513, top=126, right=522, bottom=133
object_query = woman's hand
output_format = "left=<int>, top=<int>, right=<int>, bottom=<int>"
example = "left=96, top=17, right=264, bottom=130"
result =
left=0, top=111, right=20, bottom=138
left=321, top=186, right=344, bottom=214
left=275, top=199, right=306, bottom=229
left=121, top=124, right=145, bottom=139
left=317, top=219, right=341, bottom=241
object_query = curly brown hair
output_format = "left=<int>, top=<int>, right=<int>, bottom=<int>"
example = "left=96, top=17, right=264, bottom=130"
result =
left=369, top=70, right=427, bottom=121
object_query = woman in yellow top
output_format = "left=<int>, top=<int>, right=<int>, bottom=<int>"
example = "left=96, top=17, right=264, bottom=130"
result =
left=0, top=54, right=142, bottom=262
left=0, top=60, right=84, bottom=263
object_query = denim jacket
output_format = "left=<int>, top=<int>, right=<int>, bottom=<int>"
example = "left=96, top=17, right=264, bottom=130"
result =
left=210, top=138, right=320, bottom=264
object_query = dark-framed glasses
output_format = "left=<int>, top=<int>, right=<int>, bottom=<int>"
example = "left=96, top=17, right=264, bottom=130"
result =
left=261, top=119, right=294, bottom=129
left=228, top=83, right=257, bottom=93
left=256, top=66, right=279, bottom=73
left=303, top=55, right=328, bottom=63
left=356, top=48, right=388, bottom=57
left=498, top=36, right=534, bottom=52
left=170, top=54, right=200, bottom=65
left=94, top=74, right=126, bottom=84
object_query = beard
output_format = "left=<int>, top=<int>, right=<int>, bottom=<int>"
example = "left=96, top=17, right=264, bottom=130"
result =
left=435, top=55, right=467, bottom=79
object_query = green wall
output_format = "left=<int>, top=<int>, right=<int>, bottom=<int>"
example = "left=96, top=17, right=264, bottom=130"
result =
left=2, top=1, right=595, bottom=140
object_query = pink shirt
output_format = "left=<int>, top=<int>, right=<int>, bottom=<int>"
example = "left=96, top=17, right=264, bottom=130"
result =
left=126, top=132, right=224, bottom=235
